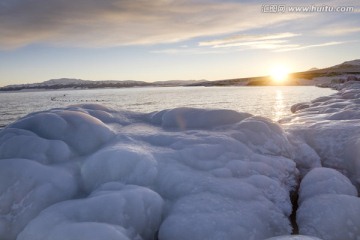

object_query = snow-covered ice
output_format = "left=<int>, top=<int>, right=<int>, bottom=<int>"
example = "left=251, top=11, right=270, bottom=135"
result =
left=0, top=105, right=299, bottom=239
left=283, top=82, right=360, bottom=188
left=297, top=168, right=360, bottom=240
left=283, top=82, right=360, bottom=240
left=2, top=81, right=360, bottom=239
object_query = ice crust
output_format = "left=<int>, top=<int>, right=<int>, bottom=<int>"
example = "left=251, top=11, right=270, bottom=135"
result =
left=283, top=82, right=360, bottom=188
left=1, top=82, right=360, bottom=239
left=0, top=105, right=298, bottom=239
left=297, top=168, right=360, bottom=240
left=283, top=82, right=360, bottom=240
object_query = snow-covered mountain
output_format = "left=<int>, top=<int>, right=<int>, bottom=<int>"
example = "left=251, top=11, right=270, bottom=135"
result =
left=42, top=78, right=91, bottom=86
left=153, top=79, right=207, bottom=86
left=0, top=78, right=152, bottom=91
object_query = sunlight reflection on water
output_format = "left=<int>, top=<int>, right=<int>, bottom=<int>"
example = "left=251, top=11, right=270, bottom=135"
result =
left=274, top=89, right=286, bottom=121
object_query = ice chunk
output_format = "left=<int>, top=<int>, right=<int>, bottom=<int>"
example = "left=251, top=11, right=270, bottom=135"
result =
left=284, top=82, right=360, bottom=189
left=150, top=107, right=251, bottom=129
left=230, top=116, right=292, bottom=157
left=291, top=103, right=310, bottom=113
left=81, top=144, right=158, bottom=193
left=298, top=167, right=357, bottom=203
left=0, top=128, right=72, bottom=164
left=159, top=192, right=291, bottom=240
left=297, top=168, right=360, bottom=240
left=297, top=194, right=360, bottom=240
left=9, top=110, right=114, bottom=155
left=0, top=158, right=77, bottom=240
left=18, top=183, right=163, bottom=240
left=286, top=134, right=321, bottom=177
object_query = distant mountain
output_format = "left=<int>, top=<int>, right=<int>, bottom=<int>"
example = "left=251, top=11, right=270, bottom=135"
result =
left=327, top=59, right=360, bottom=72
left=0, top=78, right=212, bottom=91
left=42, top=78, right=90, bottom=85
left=0, top=78, right=209, bottom=91
left=289, top=59, right=360, bottom=80
left=153, top=80, right=207, bottom=86
left=0, top=78, right=153, bottom=91
left=308, top=67, right=319, bottom=71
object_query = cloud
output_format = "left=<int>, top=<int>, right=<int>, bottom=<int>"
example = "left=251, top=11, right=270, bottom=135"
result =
left=199, top=32, right=300, bottom=47
left=195, top=32, right=301, bottom=52
left=151, top=48, right=225, bottom=55
left=318, top=26, right=360, bottom=36
left=0, top=0, right=303, bottom=49
left=274, top=41, right=346, bottom=52
left=151, top=39, right=345, bottom=55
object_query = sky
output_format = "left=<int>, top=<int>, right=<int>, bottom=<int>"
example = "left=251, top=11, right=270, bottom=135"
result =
left=0, top=0, right=359, bottom=86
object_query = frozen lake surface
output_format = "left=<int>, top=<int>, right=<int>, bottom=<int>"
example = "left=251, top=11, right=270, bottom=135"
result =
left=0, top=86, right=335, bottom=128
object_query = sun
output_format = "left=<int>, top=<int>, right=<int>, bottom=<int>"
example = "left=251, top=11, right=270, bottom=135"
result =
left=270, top=65, right=289, bottom=83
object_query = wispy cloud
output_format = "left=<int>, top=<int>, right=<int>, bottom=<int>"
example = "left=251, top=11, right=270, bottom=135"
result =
left=151, top=48, right=226, bottom=55
left=199, top=32, right=300, bottom=47
left=318, top=26, right=360, bottom=36
left=274, top=41, right=345, bottom=52
left=195, top=31, right=352, bottom=53
left=195, top=32, right=301, bottom=52
left=152, top=38, right=347, bottom=55
left=0, top=0, right=303, bottom=49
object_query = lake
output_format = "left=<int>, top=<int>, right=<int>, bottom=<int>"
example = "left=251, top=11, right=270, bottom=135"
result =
left=0, top=86, right=336, bottom=128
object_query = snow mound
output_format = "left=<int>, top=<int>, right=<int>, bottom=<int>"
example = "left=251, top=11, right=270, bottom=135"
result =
left=0, top=105, right=299, bottom=240
left=7, top=109, right=115, bottom=155
left=275, top=81, right=360, bottom=240
left=18, top=183, right=163, bottom=240
left=284, top=82, right=360, bottom=188
left=297, top=168, right=360, bottom=240
left=150, top=108, right=251, bottom=129
left=0, top=158, right=77, bottom=240
left=298, top=167, right=357, bottom=203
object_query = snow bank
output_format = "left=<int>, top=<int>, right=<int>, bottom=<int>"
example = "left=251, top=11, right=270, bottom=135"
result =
left=283, top=82, right=360, bottom=188
left=18, top=183, right=163, bottom=240
left=298, top=167, right=357, bottom=204
left=0, top=158, right=77, bottom=240
left=297, top=168, right=360, bottom=240
left=279, top=82, right=360, bottom=240
left=0, top=105, right=298, bottom=239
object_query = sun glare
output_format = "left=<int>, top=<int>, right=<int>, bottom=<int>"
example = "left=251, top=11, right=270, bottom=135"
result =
left=270, top=65, right=289, bottom=83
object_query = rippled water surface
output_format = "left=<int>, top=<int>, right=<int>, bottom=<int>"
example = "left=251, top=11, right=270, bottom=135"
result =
left=0, top=86, right=336, bottom=128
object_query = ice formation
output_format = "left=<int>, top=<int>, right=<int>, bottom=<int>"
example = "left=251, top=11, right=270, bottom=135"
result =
left=2, top=81, right=360, bottom=240
left=282, top=82, right=360, bottom=240
left=283, top=82, right=360, bottom=188
left=0, top=104, right=298, bottom=239
left=297, top=168, right=360, bottom=240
